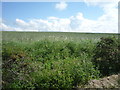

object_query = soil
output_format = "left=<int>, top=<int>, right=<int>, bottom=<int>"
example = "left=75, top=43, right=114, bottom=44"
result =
left=77, top=74, right=120, bottom=89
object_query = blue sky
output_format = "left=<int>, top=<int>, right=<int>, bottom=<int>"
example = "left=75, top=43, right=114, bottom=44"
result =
left=1, top=1, right=118, bottom=33
left=3, top=2, right=103, bottom=21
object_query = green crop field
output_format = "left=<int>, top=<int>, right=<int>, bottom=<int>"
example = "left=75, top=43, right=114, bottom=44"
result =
left=2, top=31, right=120, bottom=89
left=2, top=31, right=118, bottom=42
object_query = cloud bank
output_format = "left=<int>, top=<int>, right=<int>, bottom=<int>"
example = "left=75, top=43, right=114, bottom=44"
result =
left=1, top=1, right=118, bottom=33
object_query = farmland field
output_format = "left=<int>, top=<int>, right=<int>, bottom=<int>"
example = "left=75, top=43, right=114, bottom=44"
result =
left=2, top=31, right=119, bottom=43
left=2, top=31, right=120, bottom=89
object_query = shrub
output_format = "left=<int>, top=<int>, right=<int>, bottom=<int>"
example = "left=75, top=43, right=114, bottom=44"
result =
left=8, top=58, right=100, bottom=89
left=92, top=36, right=120, bottom=76
left=2, top=42, right=33, bottom=88
left=2, top=40, right=100, bottom=89
left=27, top=40, right=95, bottom=63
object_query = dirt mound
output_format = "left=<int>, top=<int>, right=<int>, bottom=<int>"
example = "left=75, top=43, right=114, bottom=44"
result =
left=84, top=74, right=120, bottom=88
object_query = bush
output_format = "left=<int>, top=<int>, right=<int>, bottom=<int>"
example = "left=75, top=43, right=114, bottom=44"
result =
left=7, top=58, right=100, bottom=89
left=26, top=40, right=94, bottom=63
left=2, top=42, right=33, bottom=88
left=93, top=37, right=120, bottom=76
left=2, top=40, right=100, bottom=89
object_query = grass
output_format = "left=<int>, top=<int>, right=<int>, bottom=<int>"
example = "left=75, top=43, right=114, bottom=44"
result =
left=2, top=31, right=119, bottom=89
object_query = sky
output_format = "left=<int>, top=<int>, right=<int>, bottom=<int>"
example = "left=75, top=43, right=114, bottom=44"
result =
left=0, top=0, right=119, bottom=33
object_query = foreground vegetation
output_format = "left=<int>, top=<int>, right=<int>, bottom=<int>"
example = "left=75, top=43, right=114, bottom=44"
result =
left=2, top=31, right=120, bottom=89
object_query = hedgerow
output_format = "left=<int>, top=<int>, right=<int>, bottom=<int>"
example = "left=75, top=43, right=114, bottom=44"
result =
left=2, top=40, right=100, bottom=89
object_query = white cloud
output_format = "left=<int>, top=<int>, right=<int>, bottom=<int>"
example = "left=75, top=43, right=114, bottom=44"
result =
left=1, top=23, right=13, bottom=31
left=1, top=1, right=118, bottom=33
left=16, top=18, right=28, bottom=26
left=55, top=2, right=67, bottom=11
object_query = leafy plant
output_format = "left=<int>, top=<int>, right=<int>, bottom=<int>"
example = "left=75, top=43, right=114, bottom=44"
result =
left=92, top=37, right=120, bottom=76
left=2, top=40, right=100, bottom=89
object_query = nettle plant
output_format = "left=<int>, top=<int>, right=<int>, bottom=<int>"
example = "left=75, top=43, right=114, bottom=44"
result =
left=93, top=36, right=120, bottom=76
